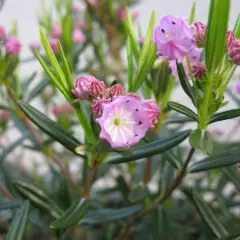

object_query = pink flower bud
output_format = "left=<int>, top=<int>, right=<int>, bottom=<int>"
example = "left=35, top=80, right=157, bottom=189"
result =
left=192, top=21, right=206, bottom=48
left=142, top=100, right=160, bottom=128
left=192, top=62, right=206, bottom=79
left=5, top=36, right=22, bottom=55
left=29, top=42, right=41, bottom=51
left=0, top=25, right=6, bottom=40
left=50, top=38, right=59, bottom=53
left=109, top=84, right=125, bottom=97
left=51, top=24, right=62, bottom=39
left=92, top=97, right=111, bottom=117
left=229, top=39, right=240, bottom=65
left=72, top=75, right=95, bottom=99
left=73, top=29, right=86, bottom=44
left=89, top=79, right=106, bottom=97
left=0, top=110, right=10, bottom=124
left=227, top=31, right=236, bottom=47
left=53, top=104, right=74, bottom=117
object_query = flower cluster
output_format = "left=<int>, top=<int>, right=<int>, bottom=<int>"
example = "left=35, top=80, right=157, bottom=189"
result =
left=72, top=76, right=160, bottom=148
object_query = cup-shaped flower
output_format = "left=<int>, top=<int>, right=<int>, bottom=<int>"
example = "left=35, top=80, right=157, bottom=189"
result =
left=229, top=39, right=240, bottom=65
left=109, top=84, right=125, bottom=97
left=72, top=75, right=94, bottom=99
left=51, top=24, right=62, bottom=39
left=73, top=29, right=86, bottom=44
left=154, top=15, right=195, bottom=60
left=5, top=36, right=22, bottom=55
left=192, top=21, right=206, bottom=48
left=143, top=100, right=160, bottom=128
left=89, top=79, right=106, bottom=98
left=96, top=96, right=149, bottom=148
left=0, top=25, right=6, bottom=40
left=50, top=38, right=59, bottom=53
left=92, top=97, right=111, bottom=117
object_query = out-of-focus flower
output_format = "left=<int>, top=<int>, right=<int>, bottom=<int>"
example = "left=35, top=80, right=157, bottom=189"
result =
left=192, top=62, right=206, bottom=79
left=96, top=96, right=149, bottom=148
left=88, top=0, right=99, bottom=8
left=143, top=100, right=160, bottom=128
left=235, top=82, right=240, bottom=94
left=5, top=36, right=22, bottom=55
left=0, top=25, right=6, bottom=40
left=139, top=36, right=145, bottom=45
left=50, top=38, right=59, bottom=53
left=229, top=39, right=240, bottom=65
left=226, top=31, right=236, bottom=47
left=51, top=24, right=62, bottom=39
left=74, top=20, right=88, bottom=31
left=29, top=42, right=41, bottom=51
left=236, top=163, right=240, bottom=169
left=192, top=21, right=206, bottom=48
left=154, top=15, right=194, bottom=60
left=109, top=84, right=125, bottom=97
left=0, top=110, right=10, bottom=124
left=89, top=78, right=106, bottom=98
left=72, top=3, right=82, bottom=13
left=119, top=7, right=140, bottom=22
left=92, top=97, right=111, bottom=117
left=53, top=104, right=74, bottom=117
left=72, top=75, right=94, bottom=99
left=73, top=29, right=86, bottom=44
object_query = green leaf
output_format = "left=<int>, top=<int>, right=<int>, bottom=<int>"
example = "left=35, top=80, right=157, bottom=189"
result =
left=80, top=205, right=142, bottom=225
left=5, top=201, right=30, bottom=240
left=205, top=0, right=230, bottom=73
left=177, top=63, right=196, bottom=106
left=21, top=71, right=37, bottom=92
left=19, top=102, right=81, bottom=153
left=209, top=109, right=240, bottom=124
left=234, top=15, right=240, bottom=39
left=218, top=231, right=240, bottom=240
left=168, top=101, right=198, bottom=121
left=189, top=0, right=196, bottom=24
left=185, top=190, right=228, bottom=238
left=14, top=181, right=62, bottom=218
left=107, top=130, right=191, bottom=164
left=51, top=199, right=89, bottom=229
left=189, top=147, right=240, bottom=173
left=222, top=166, right=240, bottom=192
left=127, top=37, right=134, bottom=92
left=0, top=132, right=30, bottom=164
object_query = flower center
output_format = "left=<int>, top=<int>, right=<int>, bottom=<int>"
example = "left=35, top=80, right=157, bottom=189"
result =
left=165, top=34, right=172, bottom=41
left=114, top=117, right=121, bottom=126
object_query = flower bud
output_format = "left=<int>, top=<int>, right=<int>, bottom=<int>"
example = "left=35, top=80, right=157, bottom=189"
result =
left=89, top=79, right=106, bottom=97
left=0, top=110, right=10, bottom=124
left=5, top=36, right=22, bottom=55
left=73, top=29, right=86, bottom=44
left=0, top=25, right=6, bottom=40
left=229, top=39, right=240, bottom=65
left=142, top=100, right=160, bottom=128
left=51, top=24, right=62, bottom=39
left=226, top=31, right=236, bottom=47
left=192, top=21, right=206, bottom=48
left=192, top=62, right=206, bottom=79
left=72, top=75, right=94, bottom=99
left=92, top=97, right=111, bottom=117
left=109, top=84, right=125, bottom=97
left=50, top=38, right=59, bottom=53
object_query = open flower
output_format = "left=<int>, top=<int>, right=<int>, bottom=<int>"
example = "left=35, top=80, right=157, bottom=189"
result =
left=97, top=96, right=149, bottom=148
left=154, top=15, right=194, bottom=60
left=5, top=36, right=22, bottom=55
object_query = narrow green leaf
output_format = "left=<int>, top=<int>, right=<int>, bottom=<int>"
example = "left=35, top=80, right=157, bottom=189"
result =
left=168, top=101, right=198, bottom=121
left=234, top=15, right=240, bottom=39
left=189, top=147, right=240, bottom=173
left=51, top=199, right=89, bottom=229
left=127, top=37, right=134, bottom=92
left=186, top=190, right=228, bottom=238
left=6, top=201, right=30, bottom=240
left=19, top=102, right=81, bottom=153
left=217, top=231, right=240, bottom=240
left=189, top=1, right=196, bottom=24
left=209, top=109, right=240, bottom=124
left=22, top=71, right=37, bottom=92
left=107, top=130, right=191, bottom=164
left=80, top=205, right=142, bottom=225
left=177, top=63, right=196, bottom=106
left=14, top=181, right=62, bottom=218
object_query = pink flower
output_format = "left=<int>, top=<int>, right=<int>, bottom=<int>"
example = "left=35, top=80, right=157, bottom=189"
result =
left=192, top=62, right=206, bottom=79
left=229, top=39, right=240, bottom=65
left=188, top=46, right=202, bottom=63
left=92, top=97, right=111, bottom=117
left=72, top=75, right=94, bottom=99
left=96, top=96, right=149, bottom=148
left=192, top=21, right=206, bottom=48
left=72, top=3, right=82, bottom=13
left=50, top=38, right=59, bottom=53
left=0, top=110, right=10, bottom=124
left=236, top=82, right=240, bottom=94
left=143, top=100, right=160, bottom=128
left=51, top=24, right=62, bottom=39
left=29, top=42, right=41, bottom=51
left=5, top=36, right=22, bottom=55
left=154, top=15, right=195, bottom=60
left=227, top=31, right=236, bottom=47
left=73, top=29, right=86, bottom=44
left=53, top=104, right=74, bottom=117
left=74, top=20, right=88, bottom=31
left=109, top=84, right=125, bottom=97
left=0, top=25, right=6, bottom=40
left=89, top=79, right=106, bottom=97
